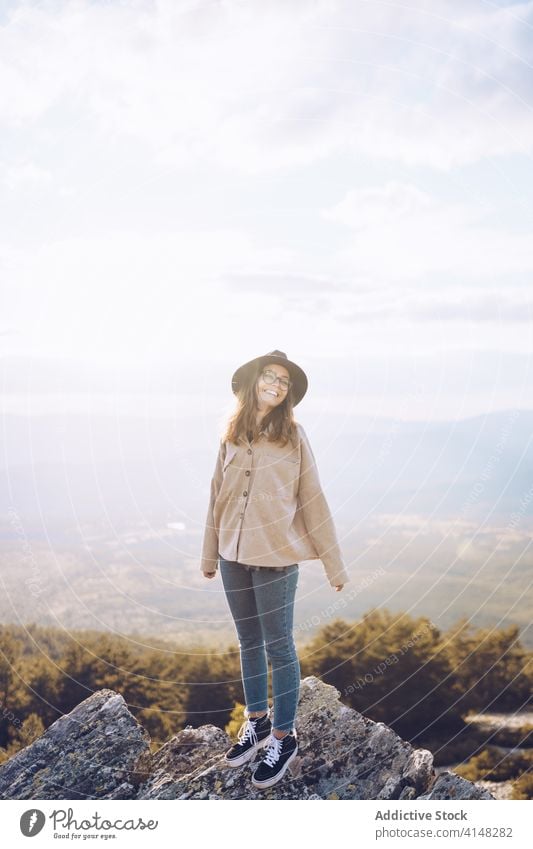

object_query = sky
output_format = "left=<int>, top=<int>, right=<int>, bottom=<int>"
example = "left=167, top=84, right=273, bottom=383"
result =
left=2, top=0, right=533, bottom=421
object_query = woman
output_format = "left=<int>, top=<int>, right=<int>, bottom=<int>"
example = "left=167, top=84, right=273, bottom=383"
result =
left=200, top=349, right=349, bottom=790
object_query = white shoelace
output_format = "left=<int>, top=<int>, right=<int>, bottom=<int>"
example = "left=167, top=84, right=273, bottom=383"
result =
left=237, top=720, right=258, bottom=747
left=237, top=716, right=262, bottom=748
left=263, top=734, right=284, bottom=767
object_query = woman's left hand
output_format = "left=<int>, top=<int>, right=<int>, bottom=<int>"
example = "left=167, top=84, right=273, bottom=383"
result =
left=334, top=584, right=344, bottom=592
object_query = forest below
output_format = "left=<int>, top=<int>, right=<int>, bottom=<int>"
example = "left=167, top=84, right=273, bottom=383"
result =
left=1, top=609, right=531, bottom=793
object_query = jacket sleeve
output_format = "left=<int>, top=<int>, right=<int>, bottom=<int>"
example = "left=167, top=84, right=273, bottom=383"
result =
left=297, top=425, right=350, bottom=587
left=200, top=441, right=226, bottom=575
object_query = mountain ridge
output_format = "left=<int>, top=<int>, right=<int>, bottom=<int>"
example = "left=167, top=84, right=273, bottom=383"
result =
left=0, top=676, right=494, bottom=801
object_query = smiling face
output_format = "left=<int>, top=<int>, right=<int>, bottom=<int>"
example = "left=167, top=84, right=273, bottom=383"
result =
left=255, top=361, right=291, bottom=415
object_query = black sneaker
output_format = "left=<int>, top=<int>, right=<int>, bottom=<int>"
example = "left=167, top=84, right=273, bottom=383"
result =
left=251, top=730, right=298, bottom=789
left=224, top=710, right=272, bottom=767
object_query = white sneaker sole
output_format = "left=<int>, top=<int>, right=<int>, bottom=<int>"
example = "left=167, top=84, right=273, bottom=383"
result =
left=250, top=744, right=298, bottom=789
left=224, top=734, right=271, bottom=768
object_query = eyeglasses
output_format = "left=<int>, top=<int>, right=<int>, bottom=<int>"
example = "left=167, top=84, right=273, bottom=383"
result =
left=261, top=369, right=292, bottom=391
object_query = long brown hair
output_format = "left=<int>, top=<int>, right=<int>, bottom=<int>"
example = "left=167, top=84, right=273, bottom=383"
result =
left=221, top=362, right=299, bottom=448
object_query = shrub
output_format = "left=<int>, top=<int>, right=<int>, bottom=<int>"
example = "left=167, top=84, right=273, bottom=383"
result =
left=511, top=773, right=533, bottom=800
left=455, top=746, right=533, bottom=782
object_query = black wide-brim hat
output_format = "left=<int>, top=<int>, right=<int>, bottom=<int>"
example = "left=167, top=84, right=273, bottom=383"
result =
left=231, top=349, right=308, bottom=407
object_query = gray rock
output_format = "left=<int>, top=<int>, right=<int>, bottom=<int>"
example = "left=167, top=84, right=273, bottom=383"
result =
left=0, top=677, right=494, bottom=801
left=140, top=724, right=231, bottom=800
left=0, top=690, right=151, bottom=800
left=418, top=771, right=494, bottom=800
left=475, top=780, right=514, bottom=800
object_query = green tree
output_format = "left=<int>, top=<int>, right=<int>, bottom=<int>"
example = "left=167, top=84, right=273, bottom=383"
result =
left=182, top=649, right=240, bottom=728
left=456, top=746, right=533, bottom=782
left=302, top=609, right=460, bottom=736
left=225, top=702, right=246, bottom=739
left=0, top=712, right=44, bottom=765
left=443, top=619, right=532, bottom=712
left=512, top=773, right=533, bottom=800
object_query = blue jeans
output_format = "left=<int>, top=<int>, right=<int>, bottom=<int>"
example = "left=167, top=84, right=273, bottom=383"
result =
left=219, top=557, right=300, bottom=733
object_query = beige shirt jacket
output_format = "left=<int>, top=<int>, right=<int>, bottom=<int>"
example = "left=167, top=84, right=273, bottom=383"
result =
left=200, top=422, right=350, bottom=587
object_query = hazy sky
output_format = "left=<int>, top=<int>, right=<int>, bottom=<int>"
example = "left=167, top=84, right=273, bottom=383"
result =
left=2, top=0, right=533, bottom=420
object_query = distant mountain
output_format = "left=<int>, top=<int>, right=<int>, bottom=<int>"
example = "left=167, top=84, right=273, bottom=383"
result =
left=1, top=408, right=532, bottom=645
left=1, top=408, right=533, bottom=525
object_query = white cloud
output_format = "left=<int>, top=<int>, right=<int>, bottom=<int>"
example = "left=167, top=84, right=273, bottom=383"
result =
left=331, top=285, right=533, bottom=324
left=1, top=0, right=532, bottom=174
left=324, top=182, right=433, bottom=230
left=3, top=160, right=52, bottom=189
left=324, top=181, right=533, bottom=282
left=2, top=226, right=296, bottom=362
left=1, top=0, right=533, bottom=385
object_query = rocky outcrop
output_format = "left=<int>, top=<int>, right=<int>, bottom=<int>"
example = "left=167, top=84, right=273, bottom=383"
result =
left=0, top=690, right=151, bottom=800
left=0, top=676, right=494, bottom=800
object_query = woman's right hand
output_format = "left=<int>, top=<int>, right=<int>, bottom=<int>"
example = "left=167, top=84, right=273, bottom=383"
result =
left=203, top=571, right=217, bottom=579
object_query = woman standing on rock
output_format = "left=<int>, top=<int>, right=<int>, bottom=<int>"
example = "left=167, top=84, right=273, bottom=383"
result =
left=200, top=349, right=349, bottom=790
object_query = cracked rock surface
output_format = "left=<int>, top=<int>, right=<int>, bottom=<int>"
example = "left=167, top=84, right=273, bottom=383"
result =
left=0, top=690, right=151, bottom=800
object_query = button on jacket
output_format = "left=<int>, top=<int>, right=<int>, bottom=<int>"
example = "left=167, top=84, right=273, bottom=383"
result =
left=200, top=422, right=350, bottom=587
